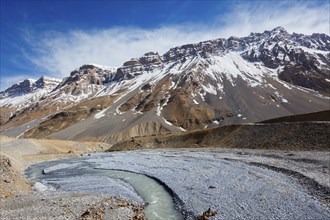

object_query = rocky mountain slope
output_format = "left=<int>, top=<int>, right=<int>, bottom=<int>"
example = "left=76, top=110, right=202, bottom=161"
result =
left=0, top=77, right=61, bottom=125
left=0, top=76, right=61, bottom=107
left=1, top=27, right=329, bottom=143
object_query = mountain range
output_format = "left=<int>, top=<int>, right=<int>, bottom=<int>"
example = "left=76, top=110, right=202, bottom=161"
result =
left=1, top=27, right=329, bottom=144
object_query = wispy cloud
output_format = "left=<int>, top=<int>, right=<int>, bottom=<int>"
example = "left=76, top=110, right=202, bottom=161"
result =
left=217, top=1, right=329, bottom=37
left=24, top=26, right=220, bottom=77
left=21, top=1, right=329, bottom=80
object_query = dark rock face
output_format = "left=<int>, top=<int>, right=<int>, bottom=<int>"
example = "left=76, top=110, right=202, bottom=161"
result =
left=1, top=79, right=35, bottom=97
left=279, top=67, right=330, bottom=94
left=34, top=77, right=62, bottom=90
left=139, top=52, right=162, bottom=65
left=162, top=39, right=226, bottom=62
left=53, top=64, right=116, bottom=96
left=1, top=76, right=61, bottom=98
left=237, top=28, right=330, bottom=92
left=123, top=59, right=141, bottom=66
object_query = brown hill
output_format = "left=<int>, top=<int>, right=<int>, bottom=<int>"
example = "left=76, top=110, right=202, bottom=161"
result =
left=260, top=110, right=330, bottom=123
left=108, top=111, right=330, bottom=151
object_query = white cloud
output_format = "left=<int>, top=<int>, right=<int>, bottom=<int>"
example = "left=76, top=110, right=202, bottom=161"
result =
left=22, top=1, right=329, bottom=80
left=217, top=1, right=329, bottom=37
left=25, top=27, right=220, bottom=78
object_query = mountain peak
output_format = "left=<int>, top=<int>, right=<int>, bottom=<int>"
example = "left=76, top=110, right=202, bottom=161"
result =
left=271, top=26, right=287, bottom=33
left=1, top=78, right=35, bottom=95
left=84, top=63, right=116, bottom=71
left=34, top=76, right=61, bottom=90
left=1, top=76, right=61, bottom=97
left=260, top=26, right=288, bottom=37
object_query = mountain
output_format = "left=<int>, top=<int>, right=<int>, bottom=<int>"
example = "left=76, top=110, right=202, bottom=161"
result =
left=0, top=76, right=61, bottom=125
left=1, top=27, right=329, bottom=143
left=0, top=76, right=61, bottom=105
left=45, top=64, right=116, bottom=102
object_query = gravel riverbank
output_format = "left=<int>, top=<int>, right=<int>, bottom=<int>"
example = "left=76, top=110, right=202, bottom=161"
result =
left=0, top=192, right=144, bottom=219
left=88, top=149, right=330, bottom=219
left=0, top=136, right=145, bottom=219
left=15, top=148, right=330, bottom=220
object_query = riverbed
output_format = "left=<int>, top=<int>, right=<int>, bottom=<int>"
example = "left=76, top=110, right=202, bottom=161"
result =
left=22, top=148, right=330, bottom=219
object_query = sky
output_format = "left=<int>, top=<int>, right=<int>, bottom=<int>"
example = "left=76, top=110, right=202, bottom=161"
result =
left=1, top=0, right=329, bottom=90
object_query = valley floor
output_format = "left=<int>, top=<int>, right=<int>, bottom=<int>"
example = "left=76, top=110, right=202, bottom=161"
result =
left=1, top=143, right=329, bottom=220
left=83, top=149, right=330, bottom=219
left=0, top=136, right=145, bottom=219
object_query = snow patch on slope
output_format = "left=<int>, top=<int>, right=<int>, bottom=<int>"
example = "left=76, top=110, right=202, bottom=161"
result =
left=94, top=108, right=108, bottom=119
left=86, top=63, right=117, bottom=71
left=207, top=52, right=264, bottom=87
left=0, top=88, right=48, bottom=109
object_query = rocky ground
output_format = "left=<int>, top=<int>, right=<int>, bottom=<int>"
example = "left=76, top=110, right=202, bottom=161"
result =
left=1, top=132, right=329, bottom=219
left=0, top=135, right=111, bottom=200
left=86, top=149, right=330, bottom=219
left=15, top=148, right=330, bottom=220
left=0, top=136, right=145, bottom=219
left=0, top=155, right=31, bottom=200
left=0, top=192, right=144, bottom=220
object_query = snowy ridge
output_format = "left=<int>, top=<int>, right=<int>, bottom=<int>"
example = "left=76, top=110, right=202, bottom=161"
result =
left=0, top=88, right=48, bottom=108
left=0, top=76, right=61, bottom=109
left=205, top=52, right=265, bottom=87
left=93, top=32, right=329, bottom=110
left=3, top=26, right=329, bottom=107
left=1, top=27, right=329, bottom=130
left=86, top=63, right=117, bottom=71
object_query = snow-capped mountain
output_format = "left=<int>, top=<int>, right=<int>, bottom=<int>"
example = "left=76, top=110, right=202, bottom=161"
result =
left=49, top=64, right=117, bottom=103
left=0, top=76, right=61, bottom=109
left=0, top=76, right=61, bottom=126
left=1, top=27, right=329, bottom=142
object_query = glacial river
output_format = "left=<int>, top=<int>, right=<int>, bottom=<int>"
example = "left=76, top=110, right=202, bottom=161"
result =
left=25, top=158, right=184, bottom=220
left=25, top=150, right=330, bottom=220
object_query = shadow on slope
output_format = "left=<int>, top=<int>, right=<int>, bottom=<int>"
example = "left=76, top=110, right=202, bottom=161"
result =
left=108, top=110, right=330, bottom=152
left=260, top=110, right=330, bottom=123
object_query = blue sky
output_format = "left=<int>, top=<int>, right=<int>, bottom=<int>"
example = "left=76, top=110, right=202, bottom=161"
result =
left=1, top=0, right=329, bottom=90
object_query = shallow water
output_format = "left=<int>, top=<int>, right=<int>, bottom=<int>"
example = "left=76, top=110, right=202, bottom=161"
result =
left=25, top=159, right=184, bottom=220
left=25, top=150, right=330, bottom=220
left=93, top=168, right=183, bottom=220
